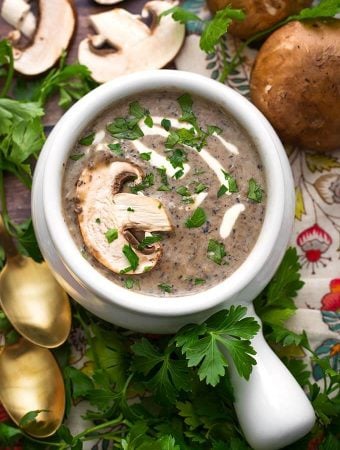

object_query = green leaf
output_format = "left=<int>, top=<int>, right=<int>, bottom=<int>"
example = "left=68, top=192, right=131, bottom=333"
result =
left=124, top=278, right=135, bottom=289
left=130, top=173, right=154, bottom=193
left=19, top=410, right=48, bottom=427
left=200, top=8, right=246, bottom=53
left=176, top=306, right=260, bottom=384
left=107, top=117, right=144, bottom=140
left=168, top=148, right=187, bottom=169
left=282, top=358, right=310, bottom=387
left=138, top=234, right=162, bottom=249
left=70, top=153, right=85, bottom=161
left=159, top=6, right=201, bottom=24
left=222, top=170, right=238, bottom=193
left=217, top=185, right=228, bottom=198
left=247, top=178, right=263, bottom=202
left=64, top=366, right=94, bottom=400
left=122, top=244, right=139, bottom=271
left=132, top=338, right=191, bottom=403
left=144, top=115, right=153, bottom=128
left=79, top=132, right=95, bottom=146
left=129, top=101, right=149, bottom=119
left=0, top=423, right=22, bottom=445
left=290, top=0, right=340, bottom=20
left=194, top=183, right=208, bottom=194
left=176, top=185, right=191, bottom=196
left=207, top=239, right=227, bottom=265
left=185, top=207, right=206, bottom=228
left=105, top=228, right=118, bottom=243
left=158, top=283, right=173, bottom=293
left=267, top=326, right=309, bottom=348
left=15, top=218, right=43, bottom=262
left=140, top=152, right=152, bottom=161
left=108, top=143, right=123, bottom=156
left=161, top=118, right=171, bottom=131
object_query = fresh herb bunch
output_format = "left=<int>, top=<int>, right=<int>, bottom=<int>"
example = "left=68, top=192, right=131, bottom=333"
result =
left=162, top=0, right=340, bottom=82
left=0, top=248, right=338, bottom=449
left=0, top=40, right=96, bottom=263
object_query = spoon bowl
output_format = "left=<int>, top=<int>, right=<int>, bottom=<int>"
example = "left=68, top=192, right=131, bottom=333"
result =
left=0, top=217, right=71, bottom=348
left=0, top=338, right=65, bottom=437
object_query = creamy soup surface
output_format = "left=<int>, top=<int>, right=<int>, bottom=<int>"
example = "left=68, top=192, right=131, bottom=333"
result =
left=62, top=91, right=266, bottom=296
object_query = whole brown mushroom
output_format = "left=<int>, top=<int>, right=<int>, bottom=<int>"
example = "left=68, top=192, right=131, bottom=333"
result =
left=250, top=20, right=340, bottom=152
left=206, top=0, right=311, bottom=39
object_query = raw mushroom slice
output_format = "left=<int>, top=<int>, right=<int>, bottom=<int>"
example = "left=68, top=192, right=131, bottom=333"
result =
left=1, top=0, right=36, bottom=38
left=78, top=1, right=185, bottom=83
left=5, top=0, right=76, bottom=76
left=76, top=158, right=173, bottom=274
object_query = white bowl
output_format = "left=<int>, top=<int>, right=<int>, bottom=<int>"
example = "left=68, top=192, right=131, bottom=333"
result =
left=32, top=70, right=314, bottom=450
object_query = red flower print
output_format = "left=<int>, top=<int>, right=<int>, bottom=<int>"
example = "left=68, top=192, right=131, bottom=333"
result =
left=297, top=224, right=332, bottom=274
left=307, top=433, right=324, bottom=450
left=321, top=279, right=340, bottom=312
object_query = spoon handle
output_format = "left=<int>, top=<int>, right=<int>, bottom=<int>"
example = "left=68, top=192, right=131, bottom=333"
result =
left=0, top=215, right=18, bottom=259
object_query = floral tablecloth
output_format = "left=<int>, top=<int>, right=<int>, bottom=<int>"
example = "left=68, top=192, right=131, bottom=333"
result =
left=1, top=1, right=339, bottom=448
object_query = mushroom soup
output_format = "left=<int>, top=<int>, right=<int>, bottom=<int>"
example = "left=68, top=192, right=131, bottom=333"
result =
left=62, top=91, right=266, bottom=296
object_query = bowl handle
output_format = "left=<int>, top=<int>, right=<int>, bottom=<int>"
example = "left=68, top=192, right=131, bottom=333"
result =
left=226, top=303, right=315, bottom=450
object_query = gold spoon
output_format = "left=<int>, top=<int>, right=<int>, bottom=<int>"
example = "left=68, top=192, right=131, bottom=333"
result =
left=0, top=216, right=71, bottom=348
left=0, top=337, right=65, bottom=437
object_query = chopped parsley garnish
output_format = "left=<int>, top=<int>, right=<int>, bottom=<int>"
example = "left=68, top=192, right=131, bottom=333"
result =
left=138, top=234, right=162, bottom=250
left=193, top=168, right=205, bottom=176
left=222, top=170, right=239, bottom=192
left=127, top=207, right=135, bottom=212
left=207, top=239, right=227, bottom=265
left=173, top=170, right=184, bottom=179
left=182, top=197, right=194, bottom=204
left=107, top=117, right=144, bottom=140
left=144, top=115, right=153, bottom=128
left=108, top=143, right=123, bottom=156
left=194, top=183, right=208, bottom=194
left=207, top=125, right=222, bottom=135
left=176, top=186, right=191, bottom=196
left=185, top=207, right=206, bottom=228
left=194, top=278, right=206, bottom=285
left=105, top=228, right=118, bottom=243
left=168, top=148, right=187, bottom=169
left=157, top=167, right=168, bottom=182
left=161, top=118, right=171, bottom=131
left=177, top=93, right=200, bottom=131
left=69, top=153, right=85, bottom=161
left=143, top=265, right=152, bottom=272
left=158, top=185, right=171, bottom=192
left=78, top=132, right=95, bottom=146
left=217, top=184, right=228, bottom=198
left=121, top=244, right=139, bottom=272
left=130, top=173, right=154, bottom=193
left=124, top=278, right=135, bottom=289
left=140, top=152, right=151, bottom=161
left=95, top=218, right=101, bottom=224
left=158, top=283, right=173, bottom=293
left=247, top=178, right=264, bottom=203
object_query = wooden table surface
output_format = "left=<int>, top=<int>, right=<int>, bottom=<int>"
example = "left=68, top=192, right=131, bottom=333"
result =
left=0, top=0, right=146, bottom=223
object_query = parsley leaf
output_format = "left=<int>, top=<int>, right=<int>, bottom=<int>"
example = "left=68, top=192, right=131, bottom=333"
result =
left=194, top=183, right=208, bottom=194
left=290, top=0, right=340, bottom=20
left=200, top=8, right=246, bottom=53
left=108, top=143, right=123, bottom=156
left=122, top=244, right=139, bottom=271
left=124, top=278, right=135, bottom=289
left=247, top=178, right=263, bottom=202
left=176, top=186, right=191, bottom=196
left=132, top=338, right=191, bottom=403
left=161, top=118, right=171, bottom=131
left=105, top=228, right=118, bottom=243
left=130, top=173, right=154, bottom=193
left=175, top=306, right=260, bottom=384
left=207, top=239, right=227, bottom=265
left=69, top=153, right=84, bottom=161
left=138, top=234, right=162, bottom=249
left=79, top=132, right=95, bottom=146
left=168, top=148, right=187, bottom=169
left=159, top=6, right=200, bottom=23
left=106, top=117, right=144, bottom=140
left=185, top=207, right=206, bottom=228
left=158, top=283, right=173, bottom=293
left=222, top=170, right=239, bottom=192
left=140, top=152, right=152, bottom=161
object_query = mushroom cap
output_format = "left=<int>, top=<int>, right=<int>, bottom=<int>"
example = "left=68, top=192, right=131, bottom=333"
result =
left=76, top=157, right=173, bottom=274
left=206, top=0, right=312, bottom=39
left=78, top=1, right=185, bottom=83
left=250, top=20, right=340, bottom=152
left=11, top=0, right=76, bottom=75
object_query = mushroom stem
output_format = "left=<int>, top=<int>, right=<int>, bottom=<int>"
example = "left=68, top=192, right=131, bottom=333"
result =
left=1, top=0, right=37, bottom=38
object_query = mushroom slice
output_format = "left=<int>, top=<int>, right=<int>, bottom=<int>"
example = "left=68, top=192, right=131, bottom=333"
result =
left=1, top=0, right=37, bottom=38
left=78, top=1, right=185, bottom=83
left=9, top=0, right=75, bottom=76
left=76, top=158, right=173, bottom=274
